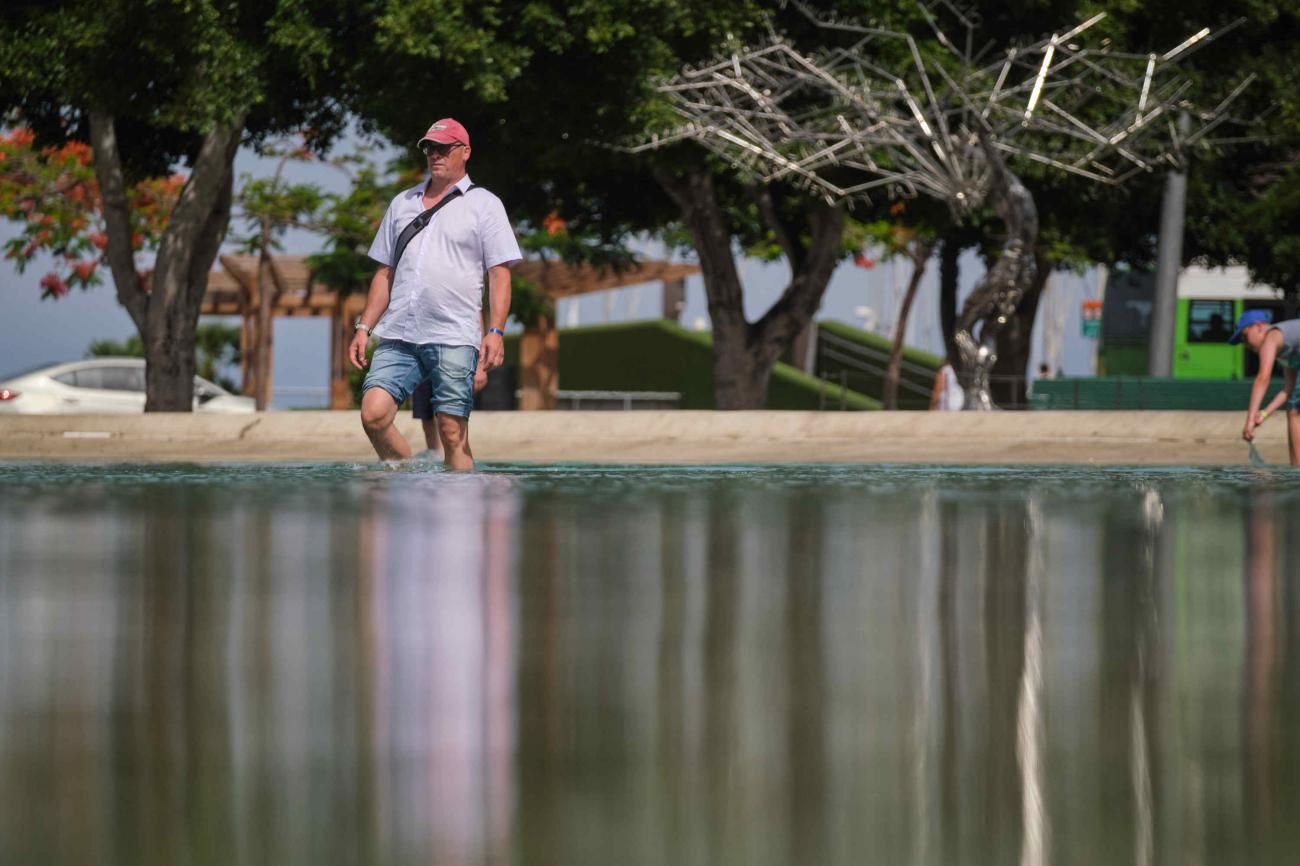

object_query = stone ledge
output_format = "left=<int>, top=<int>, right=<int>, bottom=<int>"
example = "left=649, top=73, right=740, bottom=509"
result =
left=0, top=410, right=1284, bottom=465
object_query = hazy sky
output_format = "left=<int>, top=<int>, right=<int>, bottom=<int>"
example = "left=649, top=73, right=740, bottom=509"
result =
left=1, top=137, right=1101, bottom=404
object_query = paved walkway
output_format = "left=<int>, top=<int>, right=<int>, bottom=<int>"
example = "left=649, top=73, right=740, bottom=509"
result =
left=0, top=411, right=1285, bottom=465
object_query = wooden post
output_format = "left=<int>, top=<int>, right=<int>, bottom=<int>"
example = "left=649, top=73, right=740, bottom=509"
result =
left=253, top=253, right=277, bottom=410
left=519, top=316, right=558, bottom=410
left=662, top=277, right=686, bottom=322
left=335, top=295, right=351, bottom=405
left=330, top=296, right=351, bottom=409
left=239, top=309, right=254, bottom=396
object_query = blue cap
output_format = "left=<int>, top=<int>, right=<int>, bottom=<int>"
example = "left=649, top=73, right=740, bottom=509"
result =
left=1229, top=309, right=1272, bottom=345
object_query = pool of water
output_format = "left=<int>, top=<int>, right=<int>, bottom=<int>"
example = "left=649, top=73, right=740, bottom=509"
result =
left=1, top=462, right=1298, bottom=866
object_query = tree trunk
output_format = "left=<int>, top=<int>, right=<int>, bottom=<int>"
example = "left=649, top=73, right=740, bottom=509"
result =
left=939, top=236, right=962, bottom=363
left=883, top=239, right=934, bottom=410
left=953, top=134, right=1039, bottom=411
left=991, top=249, right=1054, bottom=407
left=655, top=169, right=844, bottom=409
left=255, top=247, right=275, bottom=410
left=89, top=110, right=244, bottom=411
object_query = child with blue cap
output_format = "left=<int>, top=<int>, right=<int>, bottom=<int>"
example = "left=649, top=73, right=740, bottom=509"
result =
left=1231, top=309, right=1300, bottom=464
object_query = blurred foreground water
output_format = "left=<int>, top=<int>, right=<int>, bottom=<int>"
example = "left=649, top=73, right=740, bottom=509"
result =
left=1, top=462, right=1298, bottom=866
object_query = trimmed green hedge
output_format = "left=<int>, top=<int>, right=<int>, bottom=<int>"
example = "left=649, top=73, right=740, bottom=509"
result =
left=817, top=320, right=945, bottom=368
left=507, top=319, right=878, bottom=410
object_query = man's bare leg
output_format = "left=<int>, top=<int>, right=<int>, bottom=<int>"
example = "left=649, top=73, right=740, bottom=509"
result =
left=437, top=412, right=474, bottom=471
left=361, top=389, right=413, bottom=460
left=420, top=419, right=444, bottom=457
left=417, top=364, right=483, bottom=458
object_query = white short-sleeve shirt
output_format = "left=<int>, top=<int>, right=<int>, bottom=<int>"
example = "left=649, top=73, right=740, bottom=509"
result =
left=367, top=175, right=522, bottom=347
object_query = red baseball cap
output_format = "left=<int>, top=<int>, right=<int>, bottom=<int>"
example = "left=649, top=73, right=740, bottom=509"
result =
left=418, top=118, right=470, bottom=149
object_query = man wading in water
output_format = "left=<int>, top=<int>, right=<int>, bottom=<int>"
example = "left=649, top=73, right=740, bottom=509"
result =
left=349, top=118, right=521, bottom=470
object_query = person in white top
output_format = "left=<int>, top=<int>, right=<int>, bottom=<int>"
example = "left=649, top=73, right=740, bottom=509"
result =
left=930, top=361, right=965, bottom=411
left=349, top=118, right=522, bottom=470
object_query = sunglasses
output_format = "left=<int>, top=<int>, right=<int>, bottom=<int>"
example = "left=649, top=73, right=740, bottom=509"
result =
left=420, top=141, right=464, bottom=158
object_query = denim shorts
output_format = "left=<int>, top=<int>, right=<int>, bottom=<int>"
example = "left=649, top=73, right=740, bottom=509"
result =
left=362, top=340, right=479, bottom=418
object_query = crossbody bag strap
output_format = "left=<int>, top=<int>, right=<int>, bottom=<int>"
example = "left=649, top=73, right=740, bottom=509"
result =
left=390, top=183, right=477, bottom=272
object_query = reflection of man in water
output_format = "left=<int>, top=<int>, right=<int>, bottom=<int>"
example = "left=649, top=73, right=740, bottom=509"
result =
left=363, top=479, right=518, bottom=865
left=1203, top=313, right=1232, bottom=342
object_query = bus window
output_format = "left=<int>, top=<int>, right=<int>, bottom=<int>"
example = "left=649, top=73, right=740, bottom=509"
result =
left=1187, top=300, right=1235, bottom=342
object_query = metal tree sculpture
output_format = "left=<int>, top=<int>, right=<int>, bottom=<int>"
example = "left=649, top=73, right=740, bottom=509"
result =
left=635, top=0, right=1250, bottom=408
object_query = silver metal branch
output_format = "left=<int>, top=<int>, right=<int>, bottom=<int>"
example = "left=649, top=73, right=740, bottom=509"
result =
left=632, top=1, right=1251, bottom=408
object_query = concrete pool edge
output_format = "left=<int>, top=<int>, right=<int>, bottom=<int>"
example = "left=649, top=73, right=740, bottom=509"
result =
left=0, top=410, right=1286, bottom=466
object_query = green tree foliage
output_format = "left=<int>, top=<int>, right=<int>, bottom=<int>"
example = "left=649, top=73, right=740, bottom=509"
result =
left=356, top=1, right=866, bottom=407
left=0, top=0, right=371, bottom=410
left=1085, top=0, right=1300, bottom=292
left=0, top=0, right=542, bottom=411
left=308, top=155, right=417, bottom=296
left=231, top=138, right=332, bottom=407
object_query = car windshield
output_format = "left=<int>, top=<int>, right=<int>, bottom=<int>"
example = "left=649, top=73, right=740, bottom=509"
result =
left=1, top=361, right=70, bottom=382
left=194, top=377, right=230, bottom=398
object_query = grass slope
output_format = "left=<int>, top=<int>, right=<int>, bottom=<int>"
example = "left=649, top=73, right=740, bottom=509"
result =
left=507, top=319, right=879, bottom=410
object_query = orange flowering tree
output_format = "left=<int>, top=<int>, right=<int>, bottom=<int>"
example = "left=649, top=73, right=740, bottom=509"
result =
left=0, top=128, right=182, bottom=299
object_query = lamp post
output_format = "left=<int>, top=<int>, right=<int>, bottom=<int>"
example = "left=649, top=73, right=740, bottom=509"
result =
left=1149, top=112, right=1191, bottom=377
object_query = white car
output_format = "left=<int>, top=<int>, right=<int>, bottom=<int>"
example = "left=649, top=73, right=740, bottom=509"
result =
left=0, top=358, right=256, bottom=414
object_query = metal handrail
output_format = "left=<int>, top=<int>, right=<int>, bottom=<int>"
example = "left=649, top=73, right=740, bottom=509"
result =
left=817, top=329, right=938, bottom=382
left=554, top=389, right=682, bottom=410
left=817, top=342, right=934, bottom=399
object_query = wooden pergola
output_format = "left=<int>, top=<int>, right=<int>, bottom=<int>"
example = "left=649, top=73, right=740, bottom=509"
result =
left=201, top=254, right=699, bottom=409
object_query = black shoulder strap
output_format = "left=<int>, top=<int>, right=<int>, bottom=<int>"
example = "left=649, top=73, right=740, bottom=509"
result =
left=390, top=184, right=477, bottom=271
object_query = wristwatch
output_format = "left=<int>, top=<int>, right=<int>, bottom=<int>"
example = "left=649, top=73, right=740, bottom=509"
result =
left=487, top=327, right=506, bottom=337
left=353, top=318, right=372, bottom=334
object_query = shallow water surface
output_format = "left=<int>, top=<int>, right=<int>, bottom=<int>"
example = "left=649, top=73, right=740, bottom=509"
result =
left=1, top=462, right=1298, bottom=866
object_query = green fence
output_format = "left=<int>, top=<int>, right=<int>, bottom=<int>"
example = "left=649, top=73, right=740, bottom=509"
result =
left=1029, top=376, right=1260, bottom=410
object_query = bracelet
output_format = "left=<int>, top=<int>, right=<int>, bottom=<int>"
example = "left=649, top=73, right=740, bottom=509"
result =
left=353, top=318, right=372, bottom=333
left=487, top=327, right=506, bottom=337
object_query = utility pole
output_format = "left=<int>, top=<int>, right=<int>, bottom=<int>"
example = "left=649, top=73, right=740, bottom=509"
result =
left=1148, top=112, right=1191, bottom=377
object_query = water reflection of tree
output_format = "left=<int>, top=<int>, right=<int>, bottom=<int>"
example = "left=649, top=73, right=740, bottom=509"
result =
left=931, top=495, right=1036, bottom=866
left=516, top=493, right=567, bottom=865
left=126, top=487, right=239, bottom=866
left=784, top=499, right=827, bottom=866
left=344, top=473, right=1300, bottom=866
left=70, top=484, right=386, bottom=866
left=1096, top=489, right=1163, bottom=866
left=984, top=501, right=1032, bottom=866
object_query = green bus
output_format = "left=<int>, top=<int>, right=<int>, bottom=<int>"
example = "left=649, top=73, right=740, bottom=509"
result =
left=1099, top=265, right=1286, bottom=380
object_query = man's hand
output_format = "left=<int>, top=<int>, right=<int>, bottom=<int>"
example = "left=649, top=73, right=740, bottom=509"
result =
left=480, top=331, right=505, bottom=371
left=349, top=330, right=371, bottom=370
